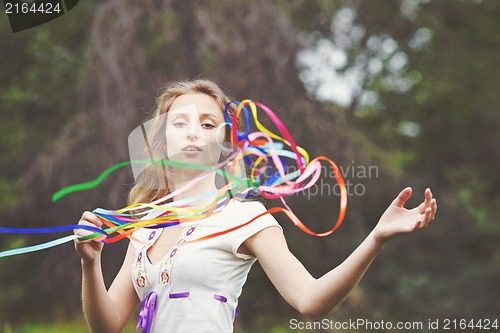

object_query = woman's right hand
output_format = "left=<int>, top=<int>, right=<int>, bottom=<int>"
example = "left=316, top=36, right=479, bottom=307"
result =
left=74, top=211, right=105, bottom=265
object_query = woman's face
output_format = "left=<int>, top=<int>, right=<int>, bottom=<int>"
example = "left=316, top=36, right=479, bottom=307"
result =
left=165, top=93, right=226, bottom=167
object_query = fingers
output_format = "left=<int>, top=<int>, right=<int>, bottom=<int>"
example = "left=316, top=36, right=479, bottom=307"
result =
left=430, top=197, right=437, bottom=220
left=422, top=207, right=432, bottom=227
left=392, top=187, right=412, bottom=208
left=417, top=188, right=437, bottom=220
left=425, top=188, right=432, bottom=208
left=74, top=212, right=105, bottom=261
left=413, top=207, right=433, bottom=232
left=75, top=211, right=103, bottom=239
left=428, top=189, right=437, bottom=220
left=81, top=211, right=102, bottom=227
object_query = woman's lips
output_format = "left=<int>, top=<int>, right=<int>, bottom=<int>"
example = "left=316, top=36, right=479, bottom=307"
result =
left=182, top=144, right=203, bottom=152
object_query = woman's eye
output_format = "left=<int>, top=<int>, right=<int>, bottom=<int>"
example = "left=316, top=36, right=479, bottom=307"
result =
left=173, top=122, right=186, bottom=127
left=202, top=122, right=216, bottom=129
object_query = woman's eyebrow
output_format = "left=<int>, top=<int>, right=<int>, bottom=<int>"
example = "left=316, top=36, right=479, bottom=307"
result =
left=168, top=112, right=188, bottom=120
left=200, top=113, right=222, bottom=121
left=167, top=111, right=221, bottom=122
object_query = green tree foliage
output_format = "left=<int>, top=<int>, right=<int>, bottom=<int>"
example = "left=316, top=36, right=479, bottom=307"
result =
left=358, top=0, right=500, bottom=319
left=297, top=0, right=500, bottom=322
left=0, top=0, right=100, bottom=324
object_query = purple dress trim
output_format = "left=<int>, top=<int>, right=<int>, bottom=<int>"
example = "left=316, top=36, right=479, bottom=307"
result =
left=213, top=294, right=228, bottom=303
left=169, top=291, right=190, bottom=299
left=137, top=291, right=157, bottom=333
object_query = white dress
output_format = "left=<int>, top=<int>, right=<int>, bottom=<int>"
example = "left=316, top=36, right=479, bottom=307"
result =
left=130, top=199, right=282, bottom=332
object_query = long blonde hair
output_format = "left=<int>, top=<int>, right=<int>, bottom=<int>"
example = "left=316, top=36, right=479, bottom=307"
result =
left=128, top=79, right=239, bottom=206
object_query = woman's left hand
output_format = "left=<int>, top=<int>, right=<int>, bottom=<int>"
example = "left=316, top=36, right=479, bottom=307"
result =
left=372, top=187, right=437, bottom=246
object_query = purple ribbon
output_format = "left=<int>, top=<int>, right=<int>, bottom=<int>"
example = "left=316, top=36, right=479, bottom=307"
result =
left=213, top=294, right=239, bottom=317
left=137, top=291, right=157, bottom=333
left=213, top=294, right=227, bottom=303
left=169, top=291, right=190, bottom=299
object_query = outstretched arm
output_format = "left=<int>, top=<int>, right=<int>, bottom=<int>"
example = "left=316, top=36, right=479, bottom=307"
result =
left=243, top=188, right=437, bottom=320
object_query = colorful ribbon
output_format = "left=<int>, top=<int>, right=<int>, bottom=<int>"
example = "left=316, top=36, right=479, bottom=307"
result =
left=0, top=100, right=347, bottom=257
left=137, top=291, right=157, bottom=333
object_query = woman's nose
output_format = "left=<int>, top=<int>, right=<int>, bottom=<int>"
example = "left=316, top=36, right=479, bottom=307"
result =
left=186, top=123, right=201, bottom=140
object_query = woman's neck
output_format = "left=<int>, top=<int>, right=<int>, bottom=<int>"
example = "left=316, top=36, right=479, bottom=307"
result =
left=168, top=170, right=220, bottom=208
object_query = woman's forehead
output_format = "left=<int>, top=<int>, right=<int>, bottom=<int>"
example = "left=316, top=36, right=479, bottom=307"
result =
left=168, top=103, right=223, bottom=121
left=169, top=93, right=221, bottom=114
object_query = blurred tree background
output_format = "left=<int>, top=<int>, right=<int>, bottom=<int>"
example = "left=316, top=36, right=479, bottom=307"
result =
left=0, top=0, right=499, bottom=331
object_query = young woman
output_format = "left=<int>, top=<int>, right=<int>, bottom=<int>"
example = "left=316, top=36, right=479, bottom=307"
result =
left=74, top=79, right=437, bottom=333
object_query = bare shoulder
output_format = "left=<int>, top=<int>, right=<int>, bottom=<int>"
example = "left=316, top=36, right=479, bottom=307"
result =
left=231, top=199, right=276, bottom=221
left=241, top=220, right=286, bottom=256
left=233, top=199, right=283, bottom=256
left=245, top=223, right=286, bottom=245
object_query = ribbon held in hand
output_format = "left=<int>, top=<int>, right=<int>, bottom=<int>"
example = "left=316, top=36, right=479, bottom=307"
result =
left=0, top=100, right=347, bottom=257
